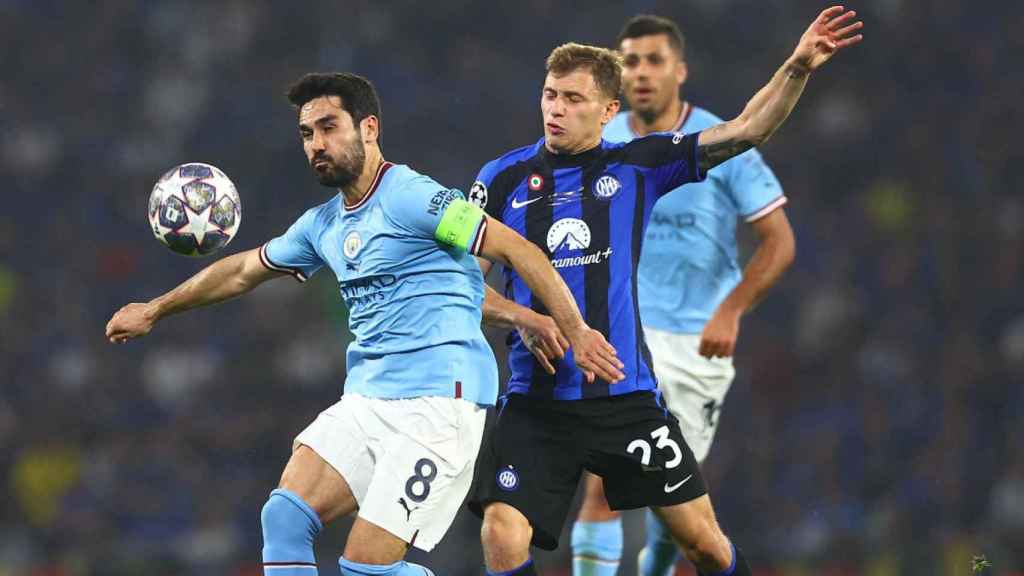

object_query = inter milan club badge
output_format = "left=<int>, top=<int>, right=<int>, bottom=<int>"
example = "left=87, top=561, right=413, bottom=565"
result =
left=528, top=174, right=544, bottom=191
left=496, top=466, right=519, bottom=491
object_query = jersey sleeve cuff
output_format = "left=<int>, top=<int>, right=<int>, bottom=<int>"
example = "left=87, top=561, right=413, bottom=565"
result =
left=259, top=243, right=308, bottom=283
left=469, top=217, right=488, bottom=256
left=743, top=195, right=788, bottom=222
left=689, top=131, right=707, bottom=182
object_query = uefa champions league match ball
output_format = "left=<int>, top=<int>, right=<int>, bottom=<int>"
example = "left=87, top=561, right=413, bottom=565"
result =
left=148, top=162, right=241, bottom=256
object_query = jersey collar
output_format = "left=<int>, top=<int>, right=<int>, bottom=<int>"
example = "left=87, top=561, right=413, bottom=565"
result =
left=344, top=160, right=393, bottom=212
left=540, top=141, right=605, bottom=168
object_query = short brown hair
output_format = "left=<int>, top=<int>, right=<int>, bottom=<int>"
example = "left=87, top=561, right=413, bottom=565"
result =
left=545, top=42, right=622, bottom=100
left=617, top=15, right=686, bottom=59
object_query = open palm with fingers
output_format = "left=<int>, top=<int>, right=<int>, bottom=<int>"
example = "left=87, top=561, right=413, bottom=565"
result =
left=792, top=6, right=864, bottom=72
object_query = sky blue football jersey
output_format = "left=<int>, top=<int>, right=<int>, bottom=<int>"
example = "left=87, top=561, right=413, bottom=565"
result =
left=261, top=162, right=497, bottom=405
left=603, top=104, right=786, bottom=334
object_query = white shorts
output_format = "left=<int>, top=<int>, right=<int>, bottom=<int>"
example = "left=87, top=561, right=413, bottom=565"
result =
left=644, top=328, right=736, bottom=463
left=294, top=393, right=486, bottom=551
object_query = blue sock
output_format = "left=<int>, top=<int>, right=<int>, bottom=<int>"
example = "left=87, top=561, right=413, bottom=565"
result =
left=571, top=519, right=623, bottom=576
left=487, top=557, right=536, bottom=575
left=638, top=509, right=680, bottom=576
left=700, top=541, right=738, bottom=576
left=338, top=557, right=435, bottom=575
left=261, top=488, right=322, bottom=575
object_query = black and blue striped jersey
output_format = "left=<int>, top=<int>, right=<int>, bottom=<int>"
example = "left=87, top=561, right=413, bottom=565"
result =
left=470, top=132, right=705, bottom=400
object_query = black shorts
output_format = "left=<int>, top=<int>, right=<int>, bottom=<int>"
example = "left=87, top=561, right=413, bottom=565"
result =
left=468, top=391, right=706, bottom=550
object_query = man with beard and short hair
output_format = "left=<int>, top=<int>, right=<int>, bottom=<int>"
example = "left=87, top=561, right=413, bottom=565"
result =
left=105, top=72, right=624, bottom=576
left=569, top=15, right=796, bottom=576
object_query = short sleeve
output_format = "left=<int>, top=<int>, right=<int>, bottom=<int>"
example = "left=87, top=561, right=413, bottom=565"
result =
left=725, top=148, right=787, bottom=222
left=261, top=208, right=324, bottom=283
left=621, top=132, right=706, bottom=195
left=384, top=177, right=488, bottom=255
left=469, top=158, right=505, bottom=220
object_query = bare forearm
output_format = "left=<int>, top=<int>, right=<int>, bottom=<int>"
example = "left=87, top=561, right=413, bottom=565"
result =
left=507, top=244, right=585, bottom=337
left=482, top=285, right=527, bottom=329
left=699, top=60, right=809, bottom=172
left=739, top=59, right=809, bottom=145
left=151, top=249, right=265, bottom=319
left=717, top=234, right=794, bottom=316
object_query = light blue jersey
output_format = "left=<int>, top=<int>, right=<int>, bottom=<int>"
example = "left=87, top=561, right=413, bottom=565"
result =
left=603, top=104, right=786, bottom=334
left=261, top=162, right=497, bottom=405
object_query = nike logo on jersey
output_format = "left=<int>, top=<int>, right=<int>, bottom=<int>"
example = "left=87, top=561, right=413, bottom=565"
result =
left=511, top=196, right=543, bottom=209
left=663, top=474, right=693, bottom=493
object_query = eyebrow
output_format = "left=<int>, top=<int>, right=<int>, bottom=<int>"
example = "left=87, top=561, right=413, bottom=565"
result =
left=545, top=87, right=587, bottom=99
left=298, top=113, right=339, bottom=131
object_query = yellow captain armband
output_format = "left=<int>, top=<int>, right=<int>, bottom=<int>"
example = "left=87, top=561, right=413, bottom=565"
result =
left=435, top=198, right=488, bottom=254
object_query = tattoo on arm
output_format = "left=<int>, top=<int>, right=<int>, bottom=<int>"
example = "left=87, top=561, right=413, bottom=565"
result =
left=698, top=134, right=755, bottom=172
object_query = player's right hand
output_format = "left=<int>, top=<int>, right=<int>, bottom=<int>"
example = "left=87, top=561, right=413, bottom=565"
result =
left=105, top=302, right=158, bottom=343
left=517, top=311, right=570, bottom=375
left=568, top=327, right=625, bottom=384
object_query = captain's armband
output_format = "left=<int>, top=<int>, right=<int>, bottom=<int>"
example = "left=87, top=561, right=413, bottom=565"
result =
left=435, top=198, right=488, bottom=255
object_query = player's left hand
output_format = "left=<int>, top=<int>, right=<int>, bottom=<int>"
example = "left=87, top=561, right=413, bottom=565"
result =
left=790, top=6, right=864, bottom=73
left=699, top=307, right=741, bottom=358
left=569, top=327, right=625, bottom=384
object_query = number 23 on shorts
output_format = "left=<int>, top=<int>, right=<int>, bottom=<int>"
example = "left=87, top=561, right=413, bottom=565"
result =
left=626, top=425, right=683, bottom=468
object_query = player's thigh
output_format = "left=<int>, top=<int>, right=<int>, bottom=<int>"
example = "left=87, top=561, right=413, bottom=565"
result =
left=469, top=394, right=586, bottom=551
left=359, top=396, right=487, bottom=553
left=288, top=394, right=377, bottom=523
left=644, top=329, right=735, bottom=462
left=278, top=444, right=357, bottom=524
left=578, top=471, right=620, bottom=522
left=587, top=392, right=707, bottom=511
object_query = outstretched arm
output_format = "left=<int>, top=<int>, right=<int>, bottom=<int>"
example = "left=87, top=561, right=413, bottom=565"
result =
left=477, top=218, right=624, bottom=383
left=697, top=6, right=863, bottom=172
left=105, top=247, right=285, bottom=343
left=478, top=259, right=569, bottom=375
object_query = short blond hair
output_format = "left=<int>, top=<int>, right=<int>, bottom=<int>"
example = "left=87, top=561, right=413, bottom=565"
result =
left=545, top=42, right=622, bottom=100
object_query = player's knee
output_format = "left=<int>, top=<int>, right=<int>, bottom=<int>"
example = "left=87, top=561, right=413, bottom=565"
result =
left=481, top=503, right=532, bottom=551
left=261, top=489, right=323, bottom=551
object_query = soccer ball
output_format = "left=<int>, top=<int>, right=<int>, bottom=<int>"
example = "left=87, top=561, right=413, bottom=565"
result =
left=148, top=163, right=241, bottom=256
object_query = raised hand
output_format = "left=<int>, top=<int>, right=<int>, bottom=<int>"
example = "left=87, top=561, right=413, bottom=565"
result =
left=791, top=6, right=864, bottom=72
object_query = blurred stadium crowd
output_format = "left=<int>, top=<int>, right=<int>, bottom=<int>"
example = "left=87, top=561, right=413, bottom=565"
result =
left=2, top=1, right=1022, bottom=574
